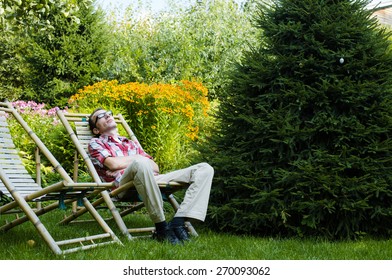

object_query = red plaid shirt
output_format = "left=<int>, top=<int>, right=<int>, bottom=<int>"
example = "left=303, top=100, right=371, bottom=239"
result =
left=88, top=134, right=152, bottom=185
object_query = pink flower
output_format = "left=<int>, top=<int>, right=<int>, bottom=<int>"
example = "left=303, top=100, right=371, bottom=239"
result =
left=11, top=100, right=68, bottom=125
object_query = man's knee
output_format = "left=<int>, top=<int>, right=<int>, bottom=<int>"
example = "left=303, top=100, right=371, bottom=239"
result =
left=199, top=162, right=214, bottom=176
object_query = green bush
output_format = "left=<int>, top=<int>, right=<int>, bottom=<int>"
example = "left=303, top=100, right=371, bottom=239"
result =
left=206, top=0, right=392, bottom=239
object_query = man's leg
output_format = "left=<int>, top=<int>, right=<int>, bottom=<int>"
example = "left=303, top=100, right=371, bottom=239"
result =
left=155, top=162, right=213, bottom=241
left=120, top=157, right=165, bottom=223
left=156, top=162, right=214, bottom=221
left=119, top=157, right=180, bottom=244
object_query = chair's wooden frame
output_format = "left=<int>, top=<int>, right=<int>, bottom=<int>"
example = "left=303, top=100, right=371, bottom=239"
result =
left=56, top=110, right=197, bottom=239
left=0, top=101, right=122, bottom=255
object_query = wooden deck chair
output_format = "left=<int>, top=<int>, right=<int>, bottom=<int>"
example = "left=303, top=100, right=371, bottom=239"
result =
left=56, top=109, right=198, bottom=239
left=0, top=101, right=122, bottom=255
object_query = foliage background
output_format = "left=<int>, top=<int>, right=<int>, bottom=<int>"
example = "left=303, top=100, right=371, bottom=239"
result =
left=100, top=0, right=258, bottom=98
left=0, top=0, right=258, bottom=103
left=2, top=0, right=392, bottom=241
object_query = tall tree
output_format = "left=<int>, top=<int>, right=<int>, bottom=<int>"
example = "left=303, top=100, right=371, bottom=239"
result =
left=206, top=0, right=392, bottom=239
left=20, top=1, right=112, bottom=105
left=0, top=30, right=27, bottom=100
left=0, top=0, right=94, bottom=102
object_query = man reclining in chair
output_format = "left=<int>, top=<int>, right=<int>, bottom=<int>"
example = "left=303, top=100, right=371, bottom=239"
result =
left=88, top=108, right=214, bottom=245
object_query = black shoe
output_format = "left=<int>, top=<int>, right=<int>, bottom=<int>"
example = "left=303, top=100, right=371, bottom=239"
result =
left=170, top=224, right=190, bottom=242
left=153, top=227, right=181, bottom=245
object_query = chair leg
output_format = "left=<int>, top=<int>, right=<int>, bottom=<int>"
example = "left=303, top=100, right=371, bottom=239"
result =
left=100, top=190, right=133, bottom=240
left=81, top=197, right=122, bottom=244
left=0, top=169, right=62, bottom=255
left=59, top=190, right=136, bottom=239
left=0, top=199, right=62, bottom=232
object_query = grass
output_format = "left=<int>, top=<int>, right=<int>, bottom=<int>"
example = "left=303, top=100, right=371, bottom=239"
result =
left=1, top=207, right=392, bottom=260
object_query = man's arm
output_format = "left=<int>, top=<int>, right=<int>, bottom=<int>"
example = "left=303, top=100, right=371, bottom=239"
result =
left=104, top=155, right=160, bottom=174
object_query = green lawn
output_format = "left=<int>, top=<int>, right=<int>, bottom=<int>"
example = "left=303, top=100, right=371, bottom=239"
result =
left=1, top=208, right=392, bottom=260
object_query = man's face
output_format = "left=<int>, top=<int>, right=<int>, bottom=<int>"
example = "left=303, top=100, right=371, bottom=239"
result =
left=92, top=109, right=116, bottom=135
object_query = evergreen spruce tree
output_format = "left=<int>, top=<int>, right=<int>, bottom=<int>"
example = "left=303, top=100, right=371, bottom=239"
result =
left=207, top=0, right=392, bottom=239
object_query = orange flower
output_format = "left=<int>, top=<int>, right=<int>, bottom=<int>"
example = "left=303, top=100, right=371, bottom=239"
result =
left=69, top=79, right=210, bottom=141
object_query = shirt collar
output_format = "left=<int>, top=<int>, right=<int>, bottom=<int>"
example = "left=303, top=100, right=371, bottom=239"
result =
left=99, top=134, right=127, bottom=142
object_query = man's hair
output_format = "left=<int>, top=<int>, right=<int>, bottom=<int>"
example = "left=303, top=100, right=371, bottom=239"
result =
left=88, top=107, right=103, bottom=136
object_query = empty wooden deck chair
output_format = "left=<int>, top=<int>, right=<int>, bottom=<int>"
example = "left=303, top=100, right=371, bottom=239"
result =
left=56, top=109, right=197, bottom=239
left=0, top=101, right=122, bottom=255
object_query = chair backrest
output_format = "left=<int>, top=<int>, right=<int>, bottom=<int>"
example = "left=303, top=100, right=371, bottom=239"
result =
left=56, top=110, right=138, bottom=183
left=0, top=111, right=41, bottom=197
left=1, top=101, right=73, bottom=198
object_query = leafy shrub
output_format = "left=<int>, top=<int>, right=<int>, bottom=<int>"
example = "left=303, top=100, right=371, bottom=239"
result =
left=69, top=79, right=211, bottom=172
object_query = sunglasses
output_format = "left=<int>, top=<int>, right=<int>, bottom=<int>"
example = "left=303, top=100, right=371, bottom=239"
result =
left=94, top=110, right=113, bottom=126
